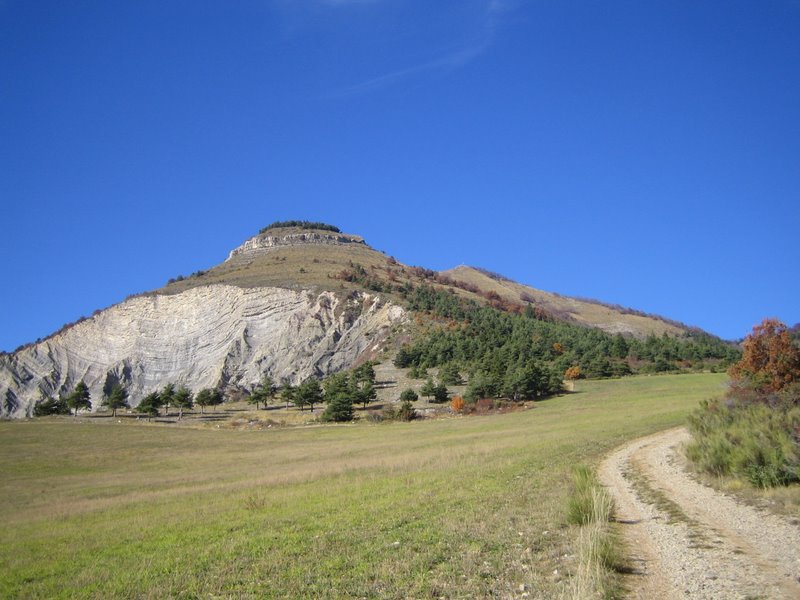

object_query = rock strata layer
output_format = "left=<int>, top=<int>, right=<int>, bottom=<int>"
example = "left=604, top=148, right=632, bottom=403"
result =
left=227, top=231, right=366, bottom=261
left=0, top=285, right=405, bottom=418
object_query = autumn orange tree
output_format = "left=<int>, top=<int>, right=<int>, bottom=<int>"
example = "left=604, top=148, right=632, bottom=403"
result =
left=728, top=318, right=800, bottom=394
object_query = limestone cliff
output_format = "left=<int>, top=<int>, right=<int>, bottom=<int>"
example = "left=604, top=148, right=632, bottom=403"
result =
left=0, top=285, right=405, bottom=418
left=227, top=231, right=366, bottom=261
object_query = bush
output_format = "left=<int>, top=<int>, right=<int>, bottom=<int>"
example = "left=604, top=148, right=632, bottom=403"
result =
left=399, top=388, right=418, bottom=403
left=686, top=398, right=800, bottom=487
left=321, top=394, right=354, bottom=422
left=33, top=395, right=70, bottom=416
left=397, top=400, right=417, bottom=421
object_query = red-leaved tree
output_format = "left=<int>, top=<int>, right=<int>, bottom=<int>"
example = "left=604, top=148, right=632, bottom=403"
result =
left=729, top=318, right=800, bottom=393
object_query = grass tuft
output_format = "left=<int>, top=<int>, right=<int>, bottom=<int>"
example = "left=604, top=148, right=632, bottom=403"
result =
left=563, top=467, right=623, bottom=600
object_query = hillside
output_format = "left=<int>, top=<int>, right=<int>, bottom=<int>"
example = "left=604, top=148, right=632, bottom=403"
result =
left=160, top=224, right=693, bottom=338
left=440, top=265, right=689, bottom=337
left=1, top=222, right=734, bottom=418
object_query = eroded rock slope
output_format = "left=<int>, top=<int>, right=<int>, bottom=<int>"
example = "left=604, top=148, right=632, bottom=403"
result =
left=1, top=285, right=405, bottom=417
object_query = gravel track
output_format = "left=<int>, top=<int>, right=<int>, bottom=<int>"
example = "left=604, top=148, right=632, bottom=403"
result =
left=598, top=427, right=800, bottom=599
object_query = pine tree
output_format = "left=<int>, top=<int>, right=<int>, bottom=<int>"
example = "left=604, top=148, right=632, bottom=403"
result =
left=136, top=392, right=161, bottom=421
left=438, top=363, right=462, bottom=385
left=432, top=382, right=449, bottom=403
left=397, top=400, right=416, bottom=421
left=279, top=383, right=295, bottom=409
left=173, top=385, right=193, bottom=420
left=420, top=378, right=436, bottom=401
left=103, top=384, right=129, bottom=417
left=66, top=381, right=91, bottom=417
left=248, top=376, right=275, bottom=410
left=295, top=378, right=323, bottom=412
left=195, top=389, right=214, bottom=414
left=33, top=394, right=70, bottom=416
left=321, top=373, right=354, bottom=422
left=321, top=393, right=354, bottom=422
left=399, top=388, right=418, bottom=403
left=160, top=383, right=175, bottom=416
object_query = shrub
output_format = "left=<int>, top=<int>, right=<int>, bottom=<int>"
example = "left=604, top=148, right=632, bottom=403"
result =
left=397, top=400, right=417, bottom=421
left=687, top=397, right=800, bottom=487
left=399, top=388, right=418, bottom=403
left=408, top=365, right=427, bottom=379
left=450, top=396, right=465, bottom=412
left=33, top=395, right=70, bottom=416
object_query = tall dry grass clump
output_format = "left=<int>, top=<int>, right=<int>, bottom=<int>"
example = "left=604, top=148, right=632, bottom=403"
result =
left=563, top=466, right=622, bottom=600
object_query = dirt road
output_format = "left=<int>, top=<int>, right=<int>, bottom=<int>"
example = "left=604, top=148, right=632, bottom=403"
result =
left=598, top=428, right=800, bottom=599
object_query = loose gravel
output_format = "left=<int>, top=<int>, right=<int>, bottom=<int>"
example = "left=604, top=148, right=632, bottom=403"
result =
left=598, top=427, right=800, bottom=599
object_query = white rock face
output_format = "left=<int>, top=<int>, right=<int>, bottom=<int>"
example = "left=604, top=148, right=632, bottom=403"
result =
left=227, top=231, right=365, bottom=261
left=0, top=285, right=406, bottom=418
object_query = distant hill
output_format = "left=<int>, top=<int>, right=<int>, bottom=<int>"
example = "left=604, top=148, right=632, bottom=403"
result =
left=439, top=265, right=690, bottom=338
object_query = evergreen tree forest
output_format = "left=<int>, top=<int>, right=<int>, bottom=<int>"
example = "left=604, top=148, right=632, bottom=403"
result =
left=394, top=285, right=740, bottom=401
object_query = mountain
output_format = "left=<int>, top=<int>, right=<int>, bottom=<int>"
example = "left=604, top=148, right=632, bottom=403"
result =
left=0, top=223, right=717, bottom=418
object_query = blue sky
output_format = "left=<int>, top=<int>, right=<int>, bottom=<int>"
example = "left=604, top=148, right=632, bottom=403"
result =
left=1, top=0, right=798, bottom=351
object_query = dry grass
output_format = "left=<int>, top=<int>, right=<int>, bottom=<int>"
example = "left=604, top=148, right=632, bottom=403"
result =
left=440, top=265, right=686, bottom=337
left=0, top=373, right=726, bottom=599
left=159, top=242, right=399, bottom=297
left=691, top=472, right=800, bottom=521
left=563, top=468, right=622, bottom=600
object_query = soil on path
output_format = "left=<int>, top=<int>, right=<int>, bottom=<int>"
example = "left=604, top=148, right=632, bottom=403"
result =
left=598, top=427, right=800, bottom=599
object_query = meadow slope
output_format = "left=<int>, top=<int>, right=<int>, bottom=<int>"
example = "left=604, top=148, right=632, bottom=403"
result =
left=0, top=374, right=726, bottom=599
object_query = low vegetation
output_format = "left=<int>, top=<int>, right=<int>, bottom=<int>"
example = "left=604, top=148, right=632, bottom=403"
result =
left=687, top=319, right=800, bottom=488
left=564, top=466, right=622, bottom=600
left=259, top=220, right=342, bottom=234
left=0, top=374, right=724, bottom=599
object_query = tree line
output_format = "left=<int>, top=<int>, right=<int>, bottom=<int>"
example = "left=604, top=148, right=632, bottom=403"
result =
left=32, top=362, right=403, bottom=423
left=34, top=382, right=221, bottom=420
left=392, top=284, right=740, bottom=403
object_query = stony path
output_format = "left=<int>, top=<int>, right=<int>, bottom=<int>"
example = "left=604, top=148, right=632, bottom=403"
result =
left=598, top=427, right=800, bottom=599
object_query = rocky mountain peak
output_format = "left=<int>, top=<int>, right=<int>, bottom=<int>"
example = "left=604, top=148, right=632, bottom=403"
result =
left=226, top=227, right=366, bottom=262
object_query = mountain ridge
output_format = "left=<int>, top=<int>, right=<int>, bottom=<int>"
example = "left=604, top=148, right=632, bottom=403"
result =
left=1, top=223, right=732, bottom=418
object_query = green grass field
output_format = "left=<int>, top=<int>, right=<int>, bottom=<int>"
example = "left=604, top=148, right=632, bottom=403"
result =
left=0, top=374, right=727, bottom=599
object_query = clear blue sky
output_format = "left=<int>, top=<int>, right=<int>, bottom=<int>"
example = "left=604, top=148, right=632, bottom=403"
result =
left=1, top=0, right=798, bottom=351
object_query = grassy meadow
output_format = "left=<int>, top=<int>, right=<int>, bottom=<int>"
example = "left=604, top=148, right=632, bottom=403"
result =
left=0, top=373, right=727, bottom=599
